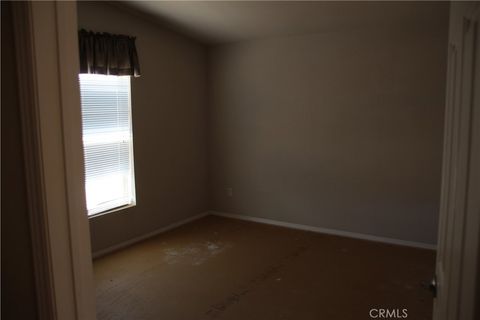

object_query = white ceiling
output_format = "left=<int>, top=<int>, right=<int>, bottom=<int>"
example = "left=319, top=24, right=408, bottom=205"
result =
left=119, top=1, right=449, bottom=44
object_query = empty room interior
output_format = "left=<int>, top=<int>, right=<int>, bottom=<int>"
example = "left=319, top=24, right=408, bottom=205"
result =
left=2, top=1, right=480, bottom=320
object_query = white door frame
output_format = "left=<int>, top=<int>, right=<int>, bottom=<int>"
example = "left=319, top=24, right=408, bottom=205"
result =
left=433, top=2, right=480, bottom=320
left=11, top=1, right=96, bottom=319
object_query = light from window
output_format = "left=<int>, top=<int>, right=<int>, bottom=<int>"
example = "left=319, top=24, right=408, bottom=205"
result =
left=79, top=74, right=136, bottom=216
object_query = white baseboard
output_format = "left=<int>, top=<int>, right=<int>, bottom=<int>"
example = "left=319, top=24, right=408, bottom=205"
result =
left=210, top=211, right=436, bottom=250
left=92, top=211, right=210, bottom=259
left=93, top=210, right=436, bottom=259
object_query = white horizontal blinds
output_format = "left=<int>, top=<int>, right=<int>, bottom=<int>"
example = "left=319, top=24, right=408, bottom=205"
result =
left=79, top=74, right=135, bottom=215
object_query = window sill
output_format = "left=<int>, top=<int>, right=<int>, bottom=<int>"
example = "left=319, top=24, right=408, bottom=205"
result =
left=88, top=202, right=136, bottom=219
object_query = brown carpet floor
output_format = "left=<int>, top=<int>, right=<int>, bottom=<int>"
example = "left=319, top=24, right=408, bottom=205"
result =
left=94, top=215, right=435, bottom=320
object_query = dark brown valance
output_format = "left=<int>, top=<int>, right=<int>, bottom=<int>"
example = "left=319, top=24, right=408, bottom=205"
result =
left=79, top=29, right=141, bottom=77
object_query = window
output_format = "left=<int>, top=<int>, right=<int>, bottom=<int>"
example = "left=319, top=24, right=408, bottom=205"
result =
left=79, top=74, right=136, bottom=216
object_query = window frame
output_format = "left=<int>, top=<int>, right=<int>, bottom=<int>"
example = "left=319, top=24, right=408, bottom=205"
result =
left=78, top=73, right=137, bottom=217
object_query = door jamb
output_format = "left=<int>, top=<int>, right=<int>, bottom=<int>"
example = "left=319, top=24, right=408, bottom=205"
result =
left=11, top=2, right=96, bottom=319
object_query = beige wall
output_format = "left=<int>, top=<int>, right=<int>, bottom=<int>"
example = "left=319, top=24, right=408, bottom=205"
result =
left=1, top=2, right=39, bottom=319
left=208, top=7, right=449, bottom=245
left=77, top=2, right=209, bottom=253
left=79, top=2, right=448, bottom=250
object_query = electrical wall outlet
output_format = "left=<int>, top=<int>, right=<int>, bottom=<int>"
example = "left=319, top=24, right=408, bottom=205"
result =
left=226, top=187, right=233, bottom=197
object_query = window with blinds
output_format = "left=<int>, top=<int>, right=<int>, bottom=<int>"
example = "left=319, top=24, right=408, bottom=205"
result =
left=79, top=74, right=136, bottom=216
